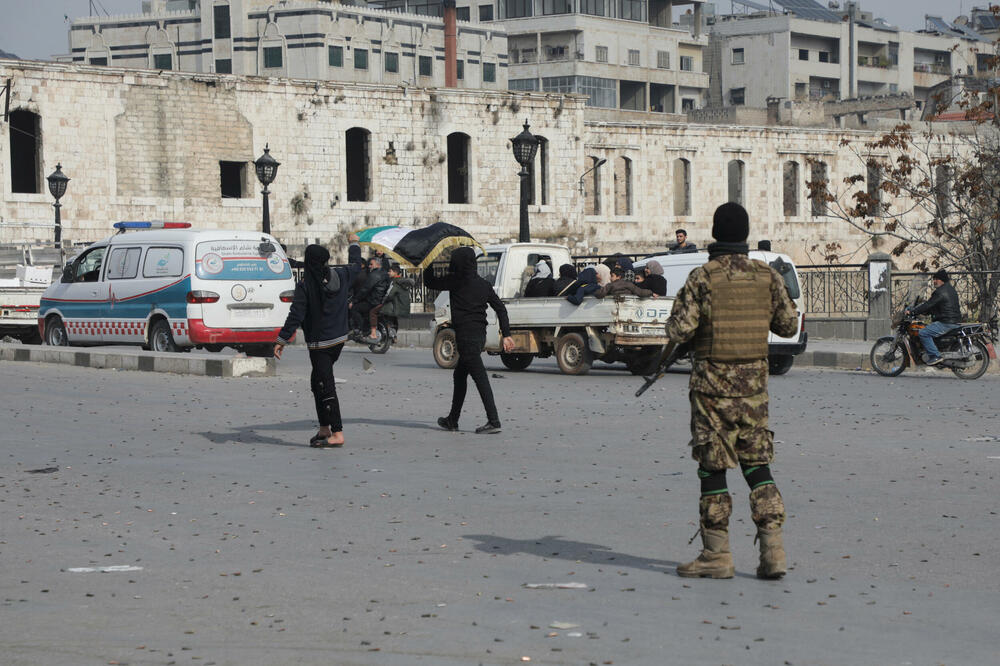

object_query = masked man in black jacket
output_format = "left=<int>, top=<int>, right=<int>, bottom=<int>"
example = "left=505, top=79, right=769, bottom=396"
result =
left=906, top=269, right=962, bottom=365
left=424, top=247, right=515, bottom=434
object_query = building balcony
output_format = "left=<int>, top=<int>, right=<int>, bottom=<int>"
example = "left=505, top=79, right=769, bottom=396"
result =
left=913, top=63, right=951, bottom=75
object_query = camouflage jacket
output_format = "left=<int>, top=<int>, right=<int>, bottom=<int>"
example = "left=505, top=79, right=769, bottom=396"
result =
left=665, top=253, right=799, bottom=397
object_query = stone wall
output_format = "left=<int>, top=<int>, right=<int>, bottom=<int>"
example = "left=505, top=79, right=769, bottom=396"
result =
left=0, top=59, right=921, bottom=265
left=0, top=60, right=582, bottom=253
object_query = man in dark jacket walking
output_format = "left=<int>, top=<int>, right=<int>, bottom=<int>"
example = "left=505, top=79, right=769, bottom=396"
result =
left=424, top=247, right=515, bottom=434
left=274, top=236, right=365, bottom=448
left=351, top=257, right=389, bottom=333
left=906, top=269, right=962, bottom=365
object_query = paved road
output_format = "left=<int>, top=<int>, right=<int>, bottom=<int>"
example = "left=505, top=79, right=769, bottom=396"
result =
left=2, top=346, right=998, bottom=665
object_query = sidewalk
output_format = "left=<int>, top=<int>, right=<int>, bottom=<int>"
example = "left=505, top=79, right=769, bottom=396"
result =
left=392, top=330, right=876, bottom=371
left=390, top=332, right=998, bottom=374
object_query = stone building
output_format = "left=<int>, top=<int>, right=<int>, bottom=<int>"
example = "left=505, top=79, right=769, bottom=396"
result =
left=1, top=59, right=909, bottom=264
left=68, top=0, right=508, bottom=90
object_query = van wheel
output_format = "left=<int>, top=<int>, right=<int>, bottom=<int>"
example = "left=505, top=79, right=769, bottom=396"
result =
left=149, top=319, right=178, bottom=353
left=556, top=332, right=592, bottom=375
left=45, top=317, right=69, bottom=346
left=204, top=344, right=225, bottom=353
left=433, top=328, right=458, bottom=369
left=768, top=354, right=794, bottom=375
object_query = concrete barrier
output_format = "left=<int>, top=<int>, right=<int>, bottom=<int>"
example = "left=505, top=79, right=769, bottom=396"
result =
left=0, top=343, right=275, bottom=377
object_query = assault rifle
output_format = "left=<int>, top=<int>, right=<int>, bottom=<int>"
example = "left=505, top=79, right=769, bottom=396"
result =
left=635, top=341, right=690, bottom=397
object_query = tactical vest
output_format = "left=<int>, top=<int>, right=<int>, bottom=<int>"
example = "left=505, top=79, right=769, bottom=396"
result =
left=694, top=260, right=772, bottom=362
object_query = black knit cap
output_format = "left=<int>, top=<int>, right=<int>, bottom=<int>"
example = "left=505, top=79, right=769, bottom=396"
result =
left=933, top=269, right=949, bottom=282
left=712, top=202, right=750, bottom=242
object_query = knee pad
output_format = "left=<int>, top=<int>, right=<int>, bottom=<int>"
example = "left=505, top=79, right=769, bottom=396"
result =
left=698, top=467, right=728, bottom=496
left=741, top=464, right=775, bottom=490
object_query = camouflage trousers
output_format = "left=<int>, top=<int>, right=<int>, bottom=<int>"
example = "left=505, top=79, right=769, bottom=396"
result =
left=690, top=390, right=786, bottom=531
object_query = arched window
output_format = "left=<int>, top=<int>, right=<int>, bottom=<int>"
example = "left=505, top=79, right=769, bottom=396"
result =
left=783, top=160, right=799, bottom=217
left=447, top=132, right=470, bottom=204
left=935, top=164, right=951, bottom=218
left=727, top=159, right=744, bottom=205
left=584, top=155, right=602, bottom=216
left=535, top=136, right=548, bottom=206
left=9, top=110, right=41, bottom=194
left=345, top=127, right=372, bottom=202
left=673, top=158, right=690, bottom=216
left=614, top=156, right=632, bottom=216
left=866, top=164, right=882, bottom=216
left=810, top=160, right=828, bottom=217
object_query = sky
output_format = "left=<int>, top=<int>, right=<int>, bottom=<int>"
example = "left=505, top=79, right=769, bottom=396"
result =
left=0, top=0, right=985, bottom=61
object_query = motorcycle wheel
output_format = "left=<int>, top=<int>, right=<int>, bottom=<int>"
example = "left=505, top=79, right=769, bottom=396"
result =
left=870, top=337, right=907, bottom=377
left=951, top=340, right=990, bottom=380
left=368, top=322, right=392, bottom=354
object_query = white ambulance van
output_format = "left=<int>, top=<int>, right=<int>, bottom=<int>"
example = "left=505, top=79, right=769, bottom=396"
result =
left=38, top=222, right=294, bottom=355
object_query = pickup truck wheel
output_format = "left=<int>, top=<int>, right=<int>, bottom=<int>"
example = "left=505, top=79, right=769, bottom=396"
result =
left=556, top=332, right=592, bottom=375
left=500, top=353, right=533, bottom=370
left=433, top=328, right=459, bottom=369
left=768, top=354, right=794, bottom=375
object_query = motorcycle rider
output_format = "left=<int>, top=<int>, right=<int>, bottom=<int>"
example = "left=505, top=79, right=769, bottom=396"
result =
left=905, top=269, right=961, bottom=366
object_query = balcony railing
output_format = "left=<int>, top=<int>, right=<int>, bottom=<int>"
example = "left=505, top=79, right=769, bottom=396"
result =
left=913, top=63, right=951, bottom=75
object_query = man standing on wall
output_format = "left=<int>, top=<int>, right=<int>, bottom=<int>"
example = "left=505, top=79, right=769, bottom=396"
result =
left=664, top=203, right=799, bottom=580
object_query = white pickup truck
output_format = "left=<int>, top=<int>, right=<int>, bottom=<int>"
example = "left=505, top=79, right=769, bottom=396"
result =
left=0, top=245, right=61, bottom=344
left=430, top=242, right=672, bottom=375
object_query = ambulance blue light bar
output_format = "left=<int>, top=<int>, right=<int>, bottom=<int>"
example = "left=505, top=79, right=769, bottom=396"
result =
left=113, top=221, right=192, bottom=230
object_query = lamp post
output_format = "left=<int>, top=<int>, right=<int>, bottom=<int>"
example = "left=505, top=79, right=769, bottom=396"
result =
left=510, top=119, right=539, bottom=243
left=254, top=144, right=280, bottom=235
left=46, top=163, right=70, bottom=247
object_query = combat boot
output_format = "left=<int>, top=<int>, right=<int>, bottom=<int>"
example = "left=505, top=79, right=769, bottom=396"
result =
left=677, top=528, right=735, bottom=579
left=755, top=527, right=786, bottom=579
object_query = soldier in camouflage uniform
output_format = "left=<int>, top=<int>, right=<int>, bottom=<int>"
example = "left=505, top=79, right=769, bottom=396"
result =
left=665, top=202, right=799, bottom=579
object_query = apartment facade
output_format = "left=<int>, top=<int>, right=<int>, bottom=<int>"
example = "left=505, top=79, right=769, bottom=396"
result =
left=709, top=13, right=985, bottom=110
left=67, top=0, right=508, bottom=90
left=374, top=0, right=711, bottom=116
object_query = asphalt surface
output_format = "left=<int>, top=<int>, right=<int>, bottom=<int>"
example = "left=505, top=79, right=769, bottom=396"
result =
left=2, top=345, right=998, bottom=665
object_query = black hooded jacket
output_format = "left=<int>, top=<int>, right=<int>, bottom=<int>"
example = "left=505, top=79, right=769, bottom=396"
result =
left=278, top=243, right=364, bottom=348
left=910, top=282, right=961, bottom=324
left=424, top=247, right=511, bottom=336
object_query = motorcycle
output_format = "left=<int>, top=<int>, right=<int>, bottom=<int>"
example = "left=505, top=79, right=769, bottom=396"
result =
left=870, top=277, right=998, bottom=380
left=348, top=313, right=397, bottom=354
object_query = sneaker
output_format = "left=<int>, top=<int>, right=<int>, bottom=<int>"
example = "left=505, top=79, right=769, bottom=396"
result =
left=437, top=416, right=459, bottom=431
left=475, top=421, right=502, bottom=434
left=926, top=356, right=944, bottom=366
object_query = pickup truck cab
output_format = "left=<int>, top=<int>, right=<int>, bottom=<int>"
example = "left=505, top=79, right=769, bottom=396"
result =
left=635, top=249, right=808, bottom=375
left=38, top=223, right=294, bottom=355
left=431, top=242, right=671, bottom=375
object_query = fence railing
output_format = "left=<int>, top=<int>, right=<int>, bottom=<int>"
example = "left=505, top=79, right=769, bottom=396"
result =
left=799, top=264, right=1000, bottom=320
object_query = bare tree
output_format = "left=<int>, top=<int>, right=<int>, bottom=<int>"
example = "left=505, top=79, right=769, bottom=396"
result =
left=808, top=22, right=1000, bottom=319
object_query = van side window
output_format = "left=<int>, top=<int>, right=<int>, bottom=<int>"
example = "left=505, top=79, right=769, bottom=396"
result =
left=143, top=247, right=184, bottom=278
left=74, top=247, right=106, bottom=282
left=107, top=247, right=142, bottom=280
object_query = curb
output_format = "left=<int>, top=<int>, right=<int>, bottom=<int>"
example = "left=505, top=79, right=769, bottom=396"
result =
left=0, top=344, right=276, bottom=377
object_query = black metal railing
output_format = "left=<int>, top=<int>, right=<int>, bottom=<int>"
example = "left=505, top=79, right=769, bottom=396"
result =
left=797, top=264, right=869, bottom=317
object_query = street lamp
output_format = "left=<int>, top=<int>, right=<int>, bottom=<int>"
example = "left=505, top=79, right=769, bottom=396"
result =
left=254, top=144, right=280, bottom=235
left=578, top=157, right=607, bottom=195
left=46, top=163, right=70, bottom=246
left=510, top=119, right=538, bottom=243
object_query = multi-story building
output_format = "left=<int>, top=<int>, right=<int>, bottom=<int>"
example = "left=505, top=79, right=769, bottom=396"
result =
left=67, top=0, right=508, bottom=90
left=707, top=0, right=987, bottom=111
left=374, top=0, right=711, bottom=116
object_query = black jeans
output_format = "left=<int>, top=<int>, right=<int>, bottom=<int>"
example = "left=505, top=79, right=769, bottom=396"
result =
left=449, top=329, right=499, bottom=425
left=309, top=344, right=344, bottom=431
